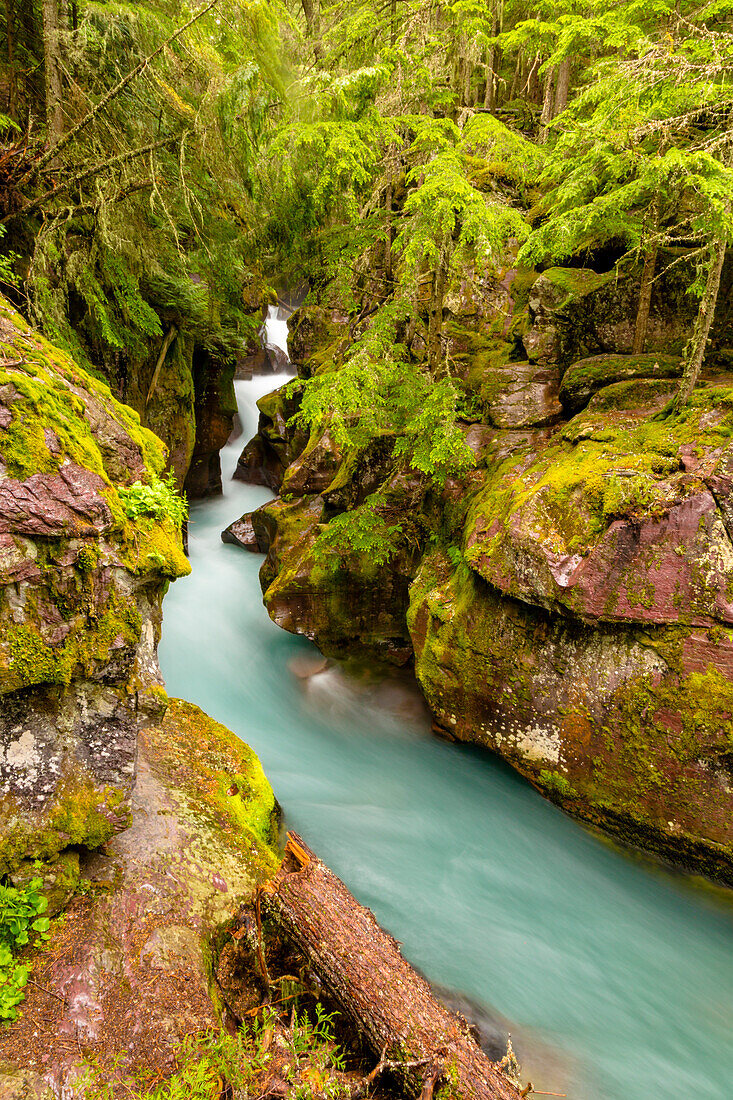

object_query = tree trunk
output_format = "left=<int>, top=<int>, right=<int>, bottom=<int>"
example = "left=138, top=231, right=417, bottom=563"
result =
left=5, top=0, right=16, bottom=121
left=538, top=65, right=555, bottom=143
left=428, top=242, right=451, bottom=372
left=673, top=146, right=732, bottom=408
left=146, top=325, right=179, bottom=408
left=484, top=33, right=497, bottom=111
left=261, top=834, right=523, bottom=1100
left=632, top=191, right=661, bottom=355
left=509, top=50, right=522, bottom=101
left=301, top=0, right=321, bottom=59
left=526, top=52, right=540, bottom=102
left=42, top=0, right=64, bottom=143
left=674, top=234, right=727, bottom=407
left=384, top=175, right=393, bottom=283
left=553, top=57, right=570, bottom=116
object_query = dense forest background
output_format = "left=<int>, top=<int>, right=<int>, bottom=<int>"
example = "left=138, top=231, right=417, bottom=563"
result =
left=0, top=0, right=732, bottom=511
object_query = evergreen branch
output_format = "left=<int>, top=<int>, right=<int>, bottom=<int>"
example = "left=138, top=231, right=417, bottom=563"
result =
left=632, top=102, right=733, bottom=141
left=1, top=137, right=180, bottom=226
left=17, top=0, right=221, bottom=189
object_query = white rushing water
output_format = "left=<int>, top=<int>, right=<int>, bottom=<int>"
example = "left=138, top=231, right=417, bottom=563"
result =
left=159, top=312, right=733, bottom=1100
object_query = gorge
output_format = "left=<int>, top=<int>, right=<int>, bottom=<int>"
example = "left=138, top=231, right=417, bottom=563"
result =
left=160, top=335, right=733, bottom=1100
left=1, top=1, right=733, bottom=1096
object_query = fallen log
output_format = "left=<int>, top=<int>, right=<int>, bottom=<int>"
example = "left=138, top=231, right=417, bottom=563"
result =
left=260, top=833, right=524, bottom=1100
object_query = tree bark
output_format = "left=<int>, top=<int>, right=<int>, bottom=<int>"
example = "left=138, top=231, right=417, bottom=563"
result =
left=509, top=50, right=522, bottom=102
left=526, top=52, right=540, bottom=103
left=42, top=0, right=64, bottom=143
left=428, top=241, right=451, bottom=373
left=632, top=191, right=661, bottom=355
left=261, top=834, right=523, bottom=1100
left=673, top=146, right=732, bottom=408
left=553, top=57, right=570, bottom=116
left=146, top=325, right=178, bottom=407
left=484, top=43, right=498, bottom=112
left=384, top=175, right=394, bottom=283
left=19, top=0, right=220, bottom=189
left=301, top=0, right=321, bottom=59
left=1, top=134, right=180, bottom=226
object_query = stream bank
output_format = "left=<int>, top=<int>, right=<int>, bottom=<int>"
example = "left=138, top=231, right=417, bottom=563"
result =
left=159, top=368, right=733, bottom=1100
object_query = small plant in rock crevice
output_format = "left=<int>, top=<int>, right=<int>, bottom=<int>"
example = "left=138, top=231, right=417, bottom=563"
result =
left=118, top=471, right=188, bottom=529
left=0, top=877, right=50, bottom=1022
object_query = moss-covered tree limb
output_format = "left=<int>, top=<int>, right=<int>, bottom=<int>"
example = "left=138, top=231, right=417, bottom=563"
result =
left=18, top=0, right=221, bottom=190
left=1, top=135, right=179, bottom=226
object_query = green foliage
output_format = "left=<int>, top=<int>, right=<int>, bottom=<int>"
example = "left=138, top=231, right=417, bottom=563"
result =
left=539, top=769, right=576, bottom=799
left=83, top=1003, right=348, bottom=1099
left=316, top=497, right=406, bottom=566
left=0, top=226, right=19, bottom=289
left=118, top=472, right=187, bottom=528
left=0, top=877, right=49, bottom=1022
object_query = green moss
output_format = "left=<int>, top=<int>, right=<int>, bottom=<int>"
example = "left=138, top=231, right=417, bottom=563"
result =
left=538, top=770, right=577, bottom=799
left=75, top=544, right=99, bottom=574
left=509, top=265, right=539, bottom=309
left=148, top=699, right=280, bottom=871
left=0, top=779, right=128, bottom=877
left=560, top=354, right=682, bottom=411
left=1, top=590, right=143, bottom=694
left=542, top=266, right=612, bottom=301
left=465, top=379, right=733, bottom=578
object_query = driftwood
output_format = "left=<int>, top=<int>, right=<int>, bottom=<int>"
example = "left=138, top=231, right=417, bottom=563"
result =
left=260, top=833, right=523, bottom=1100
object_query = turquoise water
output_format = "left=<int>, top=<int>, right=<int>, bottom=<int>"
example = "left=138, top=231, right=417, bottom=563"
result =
left=159, top=373, right=733, bottom=1100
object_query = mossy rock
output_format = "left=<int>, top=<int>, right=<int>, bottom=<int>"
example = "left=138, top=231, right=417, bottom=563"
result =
left=463, top=381, right=733, bottom=625
left=407, top=552, right=733, bottom=883
left=560, top=352, right=683, bottom=412
left=0, top=296, right=189, bottom=873
left=150, top=698, right=281, bottom=860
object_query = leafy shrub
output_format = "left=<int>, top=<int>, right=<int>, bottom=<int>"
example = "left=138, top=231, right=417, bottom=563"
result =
left=118, top=472, right=187, bottom=528
left=0, top=877, right=50, bottom=1021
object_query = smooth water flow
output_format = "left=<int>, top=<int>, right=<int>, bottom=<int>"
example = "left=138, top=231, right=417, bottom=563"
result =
left=262, top=304, right=291, bottom=361
left=159, top=320, right=733, bottom=1100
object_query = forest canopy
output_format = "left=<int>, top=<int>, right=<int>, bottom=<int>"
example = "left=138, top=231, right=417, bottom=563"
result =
left=1, top=0, right=732, bottom=545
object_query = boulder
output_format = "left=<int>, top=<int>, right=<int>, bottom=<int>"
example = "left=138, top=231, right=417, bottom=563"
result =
left=408, top=551, right=733, bottom=883
left=221, top=510, right=272, bottom=552
left=559, top=352, right=683, bottom=412
left=478, top=360, right=562, bottom=429
left=233, top=384, right=306, bottom=491
left=257, top=491, right=417, bottom=664
left=0, top=698, right=279, bottom=1087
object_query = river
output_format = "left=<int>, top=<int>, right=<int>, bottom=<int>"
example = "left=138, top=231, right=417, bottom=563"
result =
left=159, top=313, right=733, bottom=1100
